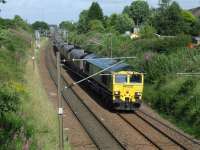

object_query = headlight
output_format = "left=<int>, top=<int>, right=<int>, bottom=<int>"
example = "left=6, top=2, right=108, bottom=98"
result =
left=114, top=91, right=120, bottom=95
left=135, top=92, right=141, bottom=96
left=135, top=92, right=142, bottom=99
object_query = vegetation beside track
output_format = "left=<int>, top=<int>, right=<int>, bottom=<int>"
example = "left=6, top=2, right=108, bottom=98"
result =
left=0, top=16, right=34, bottom=149
left=23, top=39, right=62, bottom=150
left=68, top=31, right=200, bottom=139
left=0, top=17, right=67, bottom=149
left=61, top=1, right=200, bottom=139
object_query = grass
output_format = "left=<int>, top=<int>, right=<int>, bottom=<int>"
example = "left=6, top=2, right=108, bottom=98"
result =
left=0, top=18, right=71, bottom=149
left=22, top=39, right=70, bottom=150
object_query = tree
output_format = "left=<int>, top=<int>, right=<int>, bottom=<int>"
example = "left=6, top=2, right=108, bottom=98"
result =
left=77, top=2, right=104, bottom=33
left=108, top=14, right=118, bottom=27
left=13, top=15, right=30, bottom=31
left=115, top=14, right=134, bottom=33
left=88, top=2, right=104, bottom=22
left=88, top=20, right=104, bottom=32
left=140, top=24, right=156, bottom=38
left=59, top=21, right=76, bottom=31
left=123, top=6, right=131, bottom=15
left=152, top=2, right=185, bottom=35
left=32, top=21, right=49, bottom=31
left=181, top=10, right=196, bottom=24
left=159, top=0, right=171, bottom=9
left=77, top=10, right=89, bottom=33
left=128, top=0, right=150, bottom=25
left=190, top=20, right=200, bottom=36
left=105, top=14, right=133, bottom=33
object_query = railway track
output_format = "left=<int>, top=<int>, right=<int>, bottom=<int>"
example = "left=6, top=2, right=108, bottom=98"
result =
left=118, top=112, right=200, bottom=150
left=46, top=40, right=200, bottom=150
left=136, top=110, right=200, bottom=150
left=46, top=44, right=126, bottom=150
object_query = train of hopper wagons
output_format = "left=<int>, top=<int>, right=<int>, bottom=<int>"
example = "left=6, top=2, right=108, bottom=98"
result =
left=52, top=29, right=144, bottom=111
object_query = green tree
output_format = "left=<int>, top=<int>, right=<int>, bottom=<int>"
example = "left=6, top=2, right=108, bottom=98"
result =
left=128, top=0, right=150, bottom=25
left=108, top=14, right=118, bottom=27
left=77, top=10, right=89, bottom=33
left=152, top=2, right=185, bottom=35
left=105, top=14, right=133, bottom=33
left=89, top=20, right=104, bottom=32
left=190, top=20, right=200, bottom=36
left=140, top=24, right=156, bottom=38
left=59, top=21, right=76, bottom=31
left=88, top=2, right=104, bottom=22
left=115, top=14, right=134, bottom=33
left=182, top=10, right=196, bottom=24
left=13, top=15, right=30, bottom=31
left=159, top=0, right=171, bottom=9
left=123, top=6, right=131, bottom=15
left=32, top=21, right=49, bottom=31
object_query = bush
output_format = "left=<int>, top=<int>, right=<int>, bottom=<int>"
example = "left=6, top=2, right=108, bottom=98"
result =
left=0, top=82, right=25, bottom=117
left=88, top=20, right=105, bottom=32
left=0, top=17, right=33, bottom=149
left=140, top=24, right=156, bottom=38
left=0, top=112, right=36, bottom=149
left=133, top=34, right=191, bottom=53
left=144, top=77, right=200, bottom=138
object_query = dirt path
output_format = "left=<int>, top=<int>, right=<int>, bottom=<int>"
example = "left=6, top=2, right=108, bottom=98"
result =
left=38, top=39, right=97, bottom=150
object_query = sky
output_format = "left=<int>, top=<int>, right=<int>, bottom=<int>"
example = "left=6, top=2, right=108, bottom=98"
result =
left=0, top=0, right=199, bottom=24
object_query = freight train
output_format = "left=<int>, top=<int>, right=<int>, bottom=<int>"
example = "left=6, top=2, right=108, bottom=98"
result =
left=52, top=30, right=144, bottom=111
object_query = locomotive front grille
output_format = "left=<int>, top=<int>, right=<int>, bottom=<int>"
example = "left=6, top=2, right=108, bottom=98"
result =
left=125, top=97, right=130, bottom=108
left=125, top=97, right=129, bottom=102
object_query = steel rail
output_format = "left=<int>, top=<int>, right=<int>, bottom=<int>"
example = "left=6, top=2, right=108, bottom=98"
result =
left=46, top=44, right=126, bottom=150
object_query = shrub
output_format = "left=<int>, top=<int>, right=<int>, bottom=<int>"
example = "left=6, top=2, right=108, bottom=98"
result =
left=0, top=81, right=25, bottom=117
left=140, top=24, right=156, bottom=38
left=88, top=20, right=105, bottom=32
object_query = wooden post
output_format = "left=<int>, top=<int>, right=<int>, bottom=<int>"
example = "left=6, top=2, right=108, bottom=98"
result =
left=57, top=52, right=64, bottom=150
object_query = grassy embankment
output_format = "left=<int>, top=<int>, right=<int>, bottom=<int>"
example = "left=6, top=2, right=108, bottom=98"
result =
left=0, top=17, right=70, bottom=149
left=67, top=31, right=200, bottom=139
left=24, top=38, right=70, bottom=149
left=23, top=39, right=59, bottom=149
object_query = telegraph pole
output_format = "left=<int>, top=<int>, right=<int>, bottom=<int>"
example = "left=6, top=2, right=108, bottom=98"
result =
left=57, top=52, right=64, bottom=150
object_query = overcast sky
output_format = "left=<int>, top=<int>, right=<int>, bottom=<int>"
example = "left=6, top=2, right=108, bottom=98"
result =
left=0, top=0, right=199, bottom=24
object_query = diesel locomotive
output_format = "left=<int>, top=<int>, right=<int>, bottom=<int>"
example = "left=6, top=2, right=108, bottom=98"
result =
left=52, top=30, right=144, bottom=111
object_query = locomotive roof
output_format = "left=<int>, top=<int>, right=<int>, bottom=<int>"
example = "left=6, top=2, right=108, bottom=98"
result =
left=84, top=53, right=97, bottom=59
left=87, top=58, right=131, bottom=72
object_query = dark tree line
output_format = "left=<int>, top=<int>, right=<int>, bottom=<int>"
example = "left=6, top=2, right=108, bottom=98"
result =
left=60, top=0, right=200, bottom=36
left=32, top=21, right=49, bottom=31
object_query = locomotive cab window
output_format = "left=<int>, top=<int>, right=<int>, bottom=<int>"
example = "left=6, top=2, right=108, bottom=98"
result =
left=130, top=74, right=142, bottom=83
left=115, top=75, right=127, bottom=83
